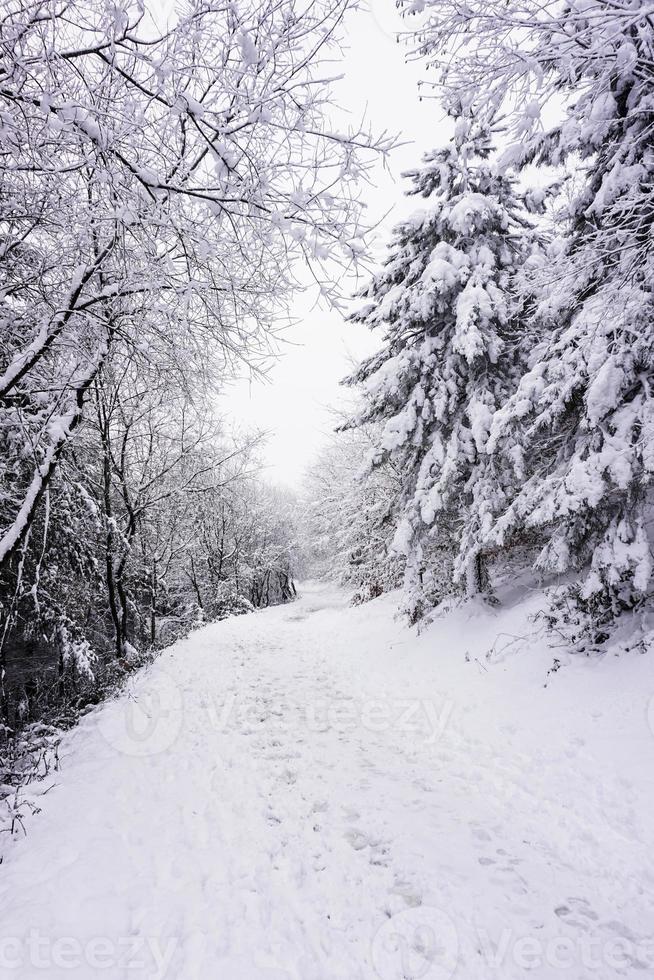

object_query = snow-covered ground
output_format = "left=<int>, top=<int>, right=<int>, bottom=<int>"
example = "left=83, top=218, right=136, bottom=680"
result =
left=1, top=582, right=653, bottom=979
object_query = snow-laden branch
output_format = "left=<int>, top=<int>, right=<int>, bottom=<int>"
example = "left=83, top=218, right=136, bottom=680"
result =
left=0, top=240, right=116, bottom=400
left=0, top=341, right=109, bottom=570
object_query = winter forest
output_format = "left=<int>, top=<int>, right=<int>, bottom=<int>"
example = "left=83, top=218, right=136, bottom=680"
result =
left=1, top=0, right=654, bottom=977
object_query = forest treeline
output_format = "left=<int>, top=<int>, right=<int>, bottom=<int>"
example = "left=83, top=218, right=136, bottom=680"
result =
left=0, top=0, right=389, bottom=733
left=305, top=0, right=654, bottom=651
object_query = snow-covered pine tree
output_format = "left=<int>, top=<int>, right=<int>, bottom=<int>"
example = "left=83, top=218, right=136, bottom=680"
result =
left=477, top=4, right=654, bottom=639
left=301, top=425, right=404, bottom=604
left=344, top=119, right=533, bottom=621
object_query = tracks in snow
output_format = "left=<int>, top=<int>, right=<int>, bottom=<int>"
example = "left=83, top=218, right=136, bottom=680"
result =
left=1, top=582, right=653, bottom=979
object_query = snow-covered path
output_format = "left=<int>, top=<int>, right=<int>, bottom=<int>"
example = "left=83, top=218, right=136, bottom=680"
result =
left=1, top=582, right=654, bottom=979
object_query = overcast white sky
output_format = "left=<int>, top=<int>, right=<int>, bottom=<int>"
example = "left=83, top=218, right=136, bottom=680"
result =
left=221, top=1, right=448, bottom=487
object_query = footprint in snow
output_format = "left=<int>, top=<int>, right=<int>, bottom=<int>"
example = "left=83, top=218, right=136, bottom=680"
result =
left=390, top=879, right=423, bottom=908
left=369, top=843, right=391, bottom=867
left=555, top=897, right=599, bottom=928
left=344, top=827, right=373, bottom=851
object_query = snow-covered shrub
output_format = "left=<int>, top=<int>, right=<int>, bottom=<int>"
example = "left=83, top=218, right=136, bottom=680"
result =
left=216, top=590, right=256, bottom=620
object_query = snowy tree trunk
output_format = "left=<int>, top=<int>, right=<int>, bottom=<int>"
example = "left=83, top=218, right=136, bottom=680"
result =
left=465, top=552, right=490, bottom=599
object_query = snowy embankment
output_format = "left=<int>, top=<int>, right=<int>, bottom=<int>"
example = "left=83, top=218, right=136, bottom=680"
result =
left=1, top=582, right=653, bottom=979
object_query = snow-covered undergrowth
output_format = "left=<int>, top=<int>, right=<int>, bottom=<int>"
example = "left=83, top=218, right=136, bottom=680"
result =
left=0, top=582, right=652, bottom=979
